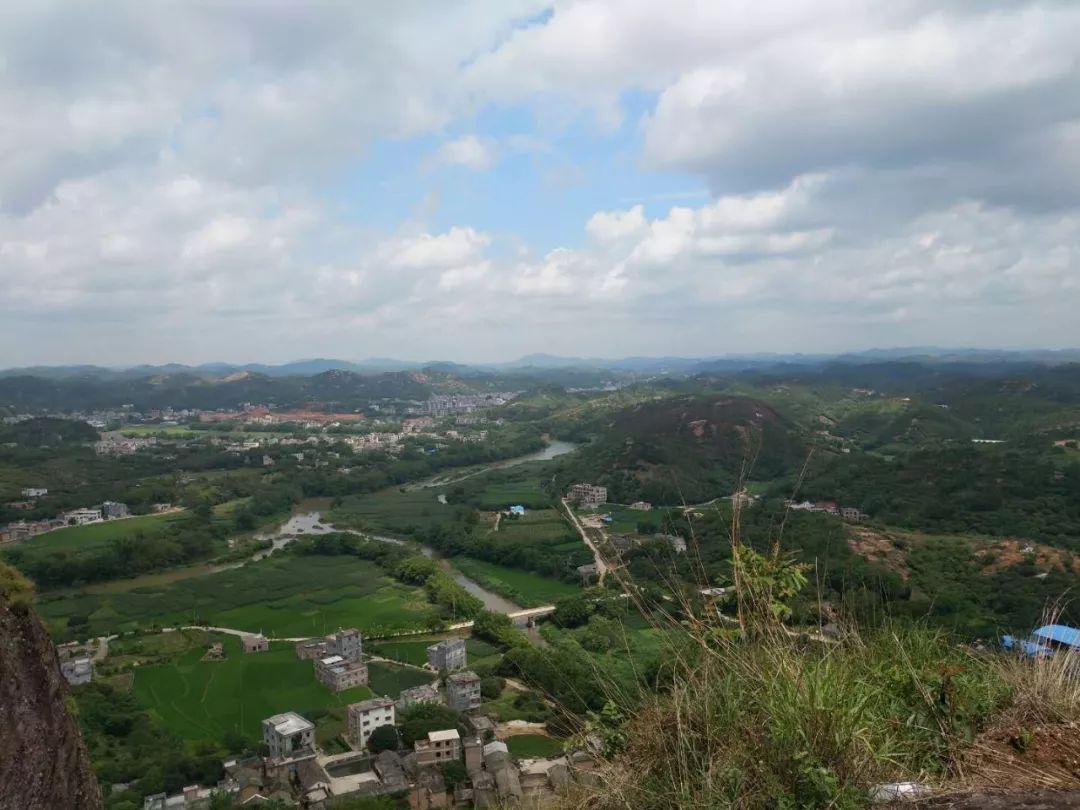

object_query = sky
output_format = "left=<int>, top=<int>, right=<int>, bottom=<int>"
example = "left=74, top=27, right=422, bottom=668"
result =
left=2, top=1, right=1079, bottom=366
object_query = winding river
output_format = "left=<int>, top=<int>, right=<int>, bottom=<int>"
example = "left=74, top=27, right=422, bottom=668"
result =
left=251, top=439, right=579, bottom=616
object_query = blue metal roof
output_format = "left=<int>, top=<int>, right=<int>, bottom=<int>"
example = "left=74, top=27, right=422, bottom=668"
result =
left=1001, top=635, right=1055, bottom=658
left=1031, top=624, right=1080, bottom=649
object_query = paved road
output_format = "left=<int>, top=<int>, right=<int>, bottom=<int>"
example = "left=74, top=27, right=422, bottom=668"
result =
left=560, top=498, right=609, bottom=584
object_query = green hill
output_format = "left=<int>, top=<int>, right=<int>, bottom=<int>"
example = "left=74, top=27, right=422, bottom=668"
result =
left=555, top=395, right=806, bottom=505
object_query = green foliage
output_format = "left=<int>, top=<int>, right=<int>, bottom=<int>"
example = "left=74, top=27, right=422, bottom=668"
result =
left=798, top=444, right=1080, bottom=545
left=0, top=417, right=98, bottom=447
left=0, top=561, right=33, bottom=607
left=471, top=609, right=529, bottom=650
left=552, top=594, right=592, bottom=628
left=551, top=394, right=806, bottom=505
left=75, top=681, right=227, bottom=808
left=574, top=627, right=1013, bottom=810
left=367, top=723, right=400, bottom=753
left=440, top=760, right=468, bottom=789
left=399, top=702, right=464, bottom=747
left=505, top=733, right=563, bottom=758
left=733, top=545, right=810, bottom=627
left=450, top=557, right=581, bottom=607
left=480, top=675, right=505, bottom=700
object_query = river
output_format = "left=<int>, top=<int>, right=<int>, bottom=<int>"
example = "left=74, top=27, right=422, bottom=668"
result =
left=249, top=507, right=523, bottom=614
left=248, top=439, right=579, bottom=616
left=406, top=438, right=578, bottom=489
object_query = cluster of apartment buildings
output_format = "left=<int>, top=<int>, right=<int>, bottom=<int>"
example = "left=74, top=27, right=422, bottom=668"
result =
left=408, top=392, right=521, bottom=417
left=295, top=628, right=369, bottom=691
left=94, top=432, right=158, bottom=456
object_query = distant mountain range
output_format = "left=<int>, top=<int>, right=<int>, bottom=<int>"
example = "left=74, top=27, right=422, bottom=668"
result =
left=3, top=348, right=1080, bottom=381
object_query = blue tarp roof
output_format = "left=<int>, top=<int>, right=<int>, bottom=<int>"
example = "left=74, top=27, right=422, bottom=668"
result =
left=1032, top=624, right=1080, bottom=649
left=1001, top=635, right=1054, bottom=657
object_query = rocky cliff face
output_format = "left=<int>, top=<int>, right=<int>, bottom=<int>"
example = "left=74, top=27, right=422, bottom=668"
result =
left=0, top=572, right=102, bottom=810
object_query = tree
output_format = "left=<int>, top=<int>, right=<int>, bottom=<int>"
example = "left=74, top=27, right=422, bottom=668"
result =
left=552, top=594, right=591, bottom=629
left=400, top=703, right=463, bottom=746
left=367, top=724, right=399, bottom=753
left=480, top=676, right=505, bottom=700
left=441, top=760, right=468, bottom=789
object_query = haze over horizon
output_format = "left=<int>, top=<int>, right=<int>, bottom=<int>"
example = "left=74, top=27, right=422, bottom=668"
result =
left=3, top=1, right=1080, bottom=366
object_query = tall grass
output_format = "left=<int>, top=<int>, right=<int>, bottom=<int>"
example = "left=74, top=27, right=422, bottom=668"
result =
left=564, top=624, right=1013, bottom=809
left=553, top=465, right=1080, bottom=809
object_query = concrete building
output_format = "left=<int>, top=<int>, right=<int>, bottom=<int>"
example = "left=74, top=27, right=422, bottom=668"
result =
left=347, top=696, right=396, bottom=749
left=101, top=501, right=130, bottom=519
left=60, top=656, right=94, bottom=686
left=241, top=633, right=269, bottom=654
left=426, top=638, right=467, bottom=672
left=262, top=712, right=315, bottom=762
left=294, top=638, right=327, bottom=660
left=482, top=741, right=523, bottom=806
left=329, top=627, right=362, bottom=661
left=568, top=483, right=607, bottom=508
left=414, top=728, right=461, bottom=766
left=316, top=655, right=368, bottom=692
left=142, top=784, right=223, bottom=809
left=63, top=508, right=102, bottom=525
left=463, top=736, right=484, bottom=773
left=294, top=627, right=362, bottom=662
left=629, top=501, right=652, bottom=511
left=21, top=487, right=47, bottom=498
left=398, top=683, right=443, bottom=711
left=446, top=670, right=482, bottom=711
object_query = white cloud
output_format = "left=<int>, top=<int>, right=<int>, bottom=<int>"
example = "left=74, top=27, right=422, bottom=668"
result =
left=586, top=206, right=646, bottom=242
left=1, top=0, right=1079, bottom=363
left=382, top=227, right=491, bottom=271
left=433, top=135, right=498, bottom=171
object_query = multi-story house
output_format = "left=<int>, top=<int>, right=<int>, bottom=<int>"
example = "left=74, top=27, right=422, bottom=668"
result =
left=426, top=638, right=467, bottom=672
left=347, top=697, right=396, bottom=749
left=414, top=729, right=462, bottom=766
left=568, top=483, right=607, bottom=507
left=261, top=712, right=315, bottom=762
left=316, top=655, right=368, bottom=692
left=446, top=670, right=482, bottom=711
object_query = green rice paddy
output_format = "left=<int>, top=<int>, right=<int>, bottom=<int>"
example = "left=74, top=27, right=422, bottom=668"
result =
left=132, top=635, right=372, bottom=741
left=38, top=554, right=436, bottom=640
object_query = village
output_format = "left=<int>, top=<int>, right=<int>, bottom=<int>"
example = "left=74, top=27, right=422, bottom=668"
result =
left=60, top=625, right=598, bottom=810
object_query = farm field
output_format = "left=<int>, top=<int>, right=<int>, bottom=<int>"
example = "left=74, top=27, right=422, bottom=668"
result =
left=368, top=634, right=500, bottom=669
left=37, top=554, right=436, bottom=640
left=464, top=466, right=552, bottom=510
left=505, top=734, right=563, bottom=758
left=593, top=504, right=651, bottom=535
left=366, top=661, right=435, bottom=697
left=132, top=636, right=372, bottom=742
left=14, top=511, right=186, bottom=558
left=327, top=487, right=456, bottom=536
left=489, top=508, right=574, bottom=545
left=451, top=558, right=580, bottom=606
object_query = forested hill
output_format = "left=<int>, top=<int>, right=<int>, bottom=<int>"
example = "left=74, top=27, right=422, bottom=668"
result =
left=554, top=395, right=806, bottom=505
left=0, top=369, right=444, bottom=412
